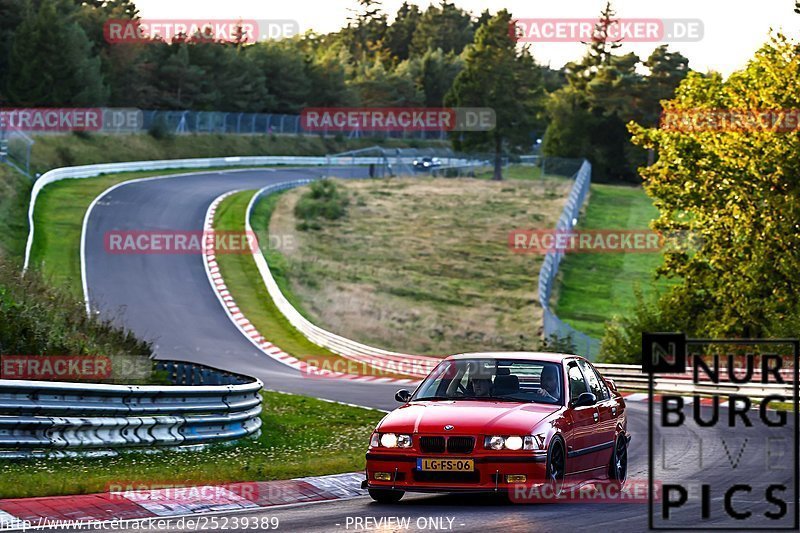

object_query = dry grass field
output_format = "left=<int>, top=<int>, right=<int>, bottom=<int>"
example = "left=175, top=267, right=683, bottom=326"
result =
left=265, top=176, right=571, bottom=355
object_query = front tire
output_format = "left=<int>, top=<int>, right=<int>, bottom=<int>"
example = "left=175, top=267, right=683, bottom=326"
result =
left=368, top=488, right=404, bottom=504
left=545, top=438, right=566, bottom=497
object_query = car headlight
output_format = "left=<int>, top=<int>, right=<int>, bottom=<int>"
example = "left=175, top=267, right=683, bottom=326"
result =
left=505, top=436, right=523, bottom=450
left=485, top=435, right=541, bottom=451
left=375, top=433, right=412, bottom=448
left=486, top=436, right=505, bottom=450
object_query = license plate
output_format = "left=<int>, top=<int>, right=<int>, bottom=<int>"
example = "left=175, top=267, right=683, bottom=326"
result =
left=416, top=458, right=474, bottom=472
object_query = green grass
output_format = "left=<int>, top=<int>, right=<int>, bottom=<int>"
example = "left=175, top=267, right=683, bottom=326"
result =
left=0, top=391, right=383, bottom=499
left=213, top=191, right=413, bottom=377
left=0, top=166, right=31, bottom=261
left=553, top=183, right=676, bottom=339
left=473, top=164, right=545, bottom=181
left=213, top=191, right=342, bottom=367
left=28, top=167, right=265, bottom=296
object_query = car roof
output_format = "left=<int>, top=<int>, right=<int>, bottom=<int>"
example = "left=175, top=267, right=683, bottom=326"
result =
left=446, top=352, right=581, bottom=363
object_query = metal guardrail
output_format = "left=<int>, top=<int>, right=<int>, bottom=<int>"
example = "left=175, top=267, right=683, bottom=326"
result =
left=244, top=182, right=437, bottom=376
left=595, top=363, right=795, bottom=399
left=538, top=160, right=602, bottom=358
left=0, top=361, right=263, bottom=458
left=21, top=155, right=406, bottom=272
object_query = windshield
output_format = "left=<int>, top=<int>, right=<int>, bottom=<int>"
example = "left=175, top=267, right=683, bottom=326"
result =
left=412, top=359, right=563, bottom=405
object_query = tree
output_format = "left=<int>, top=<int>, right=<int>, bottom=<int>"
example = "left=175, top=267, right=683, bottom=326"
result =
left=640, top=45, right=690, bottom=127
left=445, top=10, right=544, bottom=180
left=409, top=2, right=474, bottom=57
left=0, top=0, right=26, bottom=103
left=384, top=2, right=420, bottom=61
left=350, top=59, right=422, bottom=106
left=6, top=0, right=108, bottom=105
left=340, top=0, right=388, bottom=63
left=396, top=48, right=463, bottom=106
left=627, top=34, right=800, bottom=339
left=563, top=1, right=622, bottom=91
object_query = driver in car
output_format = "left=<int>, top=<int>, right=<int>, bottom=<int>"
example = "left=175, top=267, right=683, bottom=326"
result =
left=471, top=377, right=493, bottom=397
left=536, top=366, right=559, bottom=401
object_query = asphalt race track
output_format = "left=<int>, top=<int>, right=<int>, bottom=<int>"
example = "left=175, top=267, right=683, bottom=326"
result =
left=42, top=402, right=797, bottom=532
left=81, top=169, right=798, bottom=532
left=84, top=167, right=403, bottom=411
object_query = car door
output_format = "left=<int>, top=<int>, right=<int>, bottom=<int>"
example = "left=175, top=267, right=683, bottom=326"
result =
left=578, top=359, right=617, bottom=470
left=564, top=360, right=598, bottom=475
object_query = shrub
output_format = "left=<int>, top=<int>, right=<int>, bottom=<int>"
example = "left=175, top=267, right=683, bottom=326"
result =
left=597, top=287, right=687, bottom=364
left=0, top=259, right=153, bottom=381
left=147, top=117, right=174, bottom=140
left=293, top=179, right=349, bottom=230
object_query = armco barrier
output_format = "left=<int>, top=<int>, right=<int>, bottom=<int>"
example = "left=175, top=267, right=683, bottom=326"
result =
left=22, top=155, right=475, bottom=272
left=595, top=363, right=795, bottom=399
left=0, top=361, right=262, bottom=458
left=22, top=155, right=369, bottom=272
left=538, top=160, right=602, bottom=358
left=244, top=183, right=439, bottom=373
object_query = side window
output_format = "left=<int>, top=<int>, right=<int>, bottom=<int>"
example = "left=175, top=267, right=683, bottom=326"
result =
left=567, top=363, right=588, bottom=402
left=578, top=360, right=608, bottom=400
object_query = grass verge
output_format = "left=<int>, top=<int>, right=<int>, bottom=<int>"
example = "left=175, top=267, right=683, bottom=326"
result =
left=0, top=166, right=32, bottom=261
left=0, top=391, right=382, bottom=499
left=28, top=166, right=275, bottom=296
left=214, top=191, right=413, bottom=378
left=553, top=183, right=676, bottom=339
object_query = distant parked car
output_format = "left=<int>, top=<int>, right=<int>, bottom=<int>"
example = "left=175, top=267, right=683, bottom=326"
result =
left=413, top=157, right=442, bottom=171
left=363, top=352, right=629, bottom=503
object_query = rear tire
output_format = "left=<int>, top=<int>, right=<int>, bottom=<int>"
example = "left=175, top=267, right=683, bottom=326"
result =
left=368, top=488, right=405, bottom=504
left=608, top=434, right=628, bottom=485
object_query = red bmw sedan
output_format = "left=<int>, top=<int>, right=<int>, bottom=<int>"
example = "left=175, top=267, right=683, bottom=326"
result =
left=363, top=352, right=630, bottom=503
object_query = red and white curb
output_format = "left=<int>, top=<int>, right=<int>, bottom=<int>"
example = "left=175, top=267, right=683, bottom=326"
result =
left=202, top=192, right=420, bottom=386
left=0, top=472, right=368, bottom=529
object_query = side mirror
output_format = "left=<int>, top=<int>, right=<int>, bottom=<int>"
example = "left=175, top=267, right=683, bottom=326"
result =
left=572, top=392, right=596, bottom=408
left=395, top=389, right=412, bottom=403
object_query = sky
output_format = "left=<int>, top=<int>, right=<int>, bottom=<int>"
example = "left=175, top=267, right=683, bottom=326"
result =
left=133, top=0, right=800, bottom=76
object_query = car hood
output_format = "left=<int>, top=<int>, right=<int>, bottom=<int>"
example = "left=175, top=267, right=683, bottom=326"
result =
left=377, top=400, right=561, bottom=435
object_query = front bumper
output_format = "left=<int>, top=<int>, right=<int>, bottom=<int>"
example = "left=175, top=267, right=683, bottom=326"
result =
left=364, top=451, right=548, bottom=493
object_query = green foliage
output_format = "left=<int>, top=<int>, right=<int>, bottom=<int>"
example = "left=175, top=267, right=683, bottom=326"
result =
left=147, top=116, right=174, bottom=140
left=409, top=2, right=474, bottom=57
left=445, top=10, right=545, bottom=180
left=294, top=179, right=350, bottom=230
left=598, top=288, right=686, bottom=364
left=6, top=0, right=108, bottom=105
left=627, top=33, right=800, bottom=339
left=543, top=3, right=689, bottom=182
left=0, top=259, right=151, bottom=358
